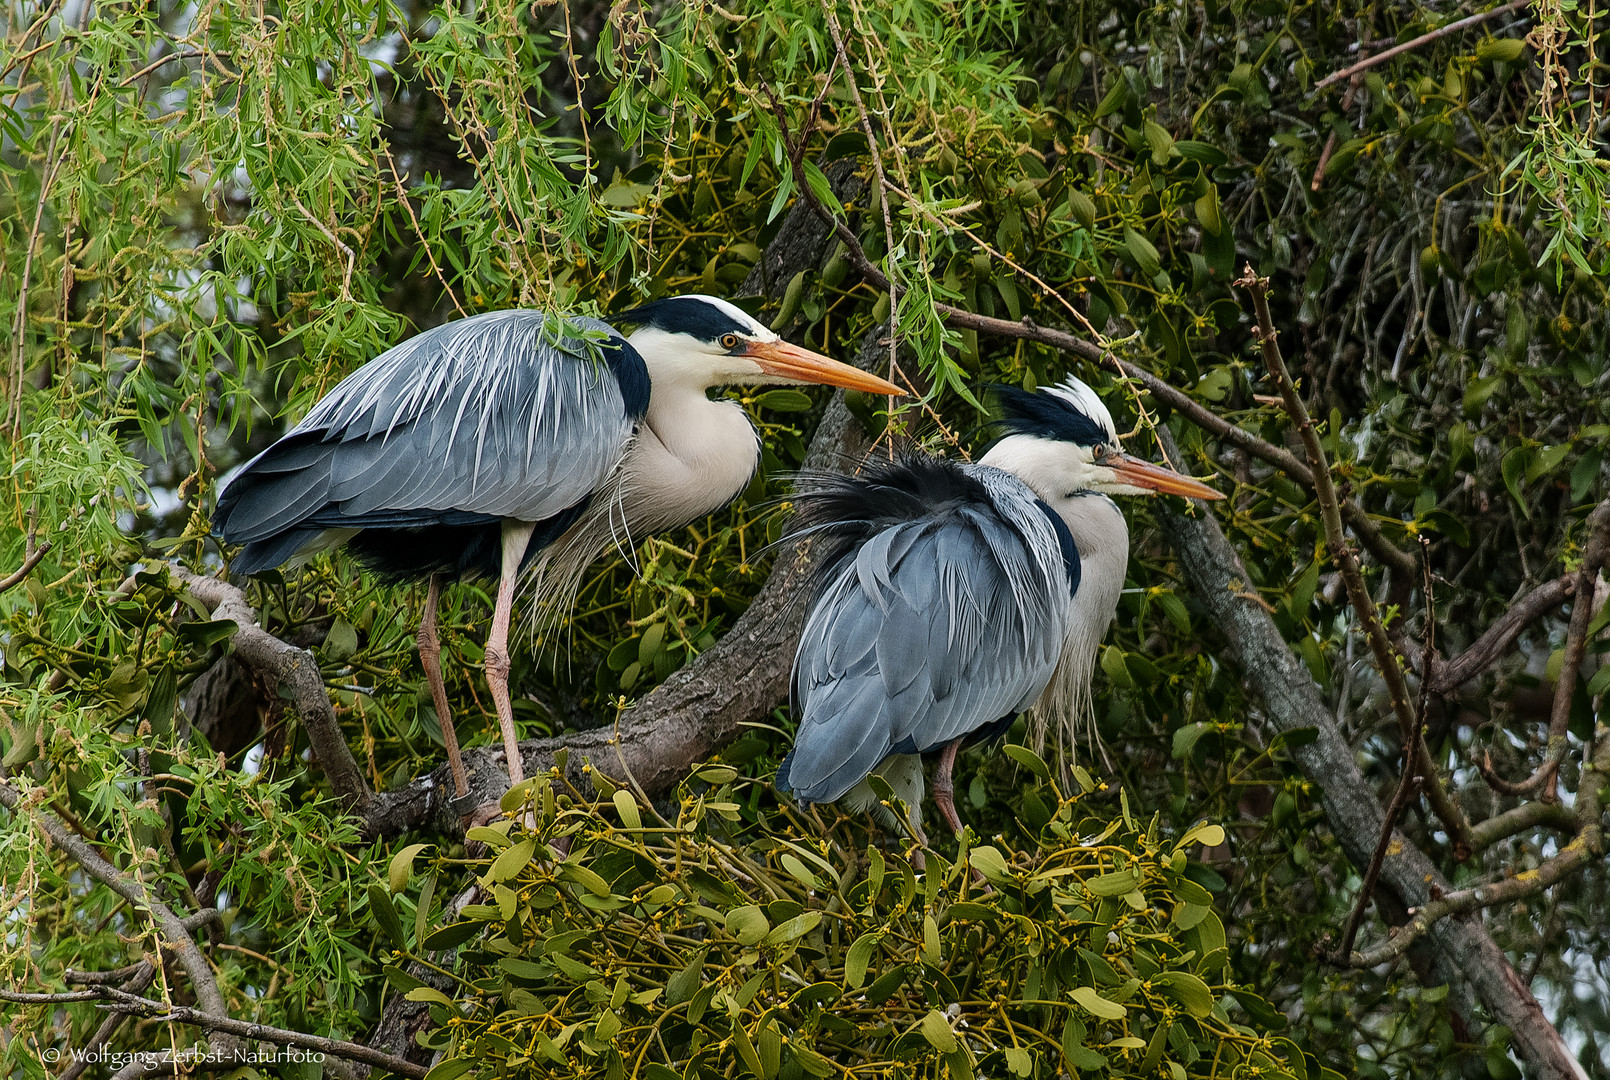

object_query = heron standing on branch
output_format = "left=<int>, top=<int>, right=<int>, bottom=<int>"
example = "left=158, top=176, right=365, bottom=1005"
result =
left=213, top=295, right=902, bottom=804
left=777, top=377, right=1222, bottom=841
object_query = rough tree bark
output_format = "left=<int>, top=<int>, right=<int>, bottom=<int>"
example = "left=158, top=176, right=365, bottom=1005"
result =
left=1155, top=471, right=1588, bottom=1080
left=175, top=571, right=374, bottom=812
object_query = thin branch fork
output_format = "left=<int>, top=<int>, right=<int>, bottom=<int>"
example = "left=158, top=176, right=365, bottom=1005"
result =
left=1313, top=0, right=1531, bottom=91
left=1331, top=538, right=1437, bottom=963
left=1237, top=266, right=1476, bottom=858
left=1478, top=498, right=1610, bottom=801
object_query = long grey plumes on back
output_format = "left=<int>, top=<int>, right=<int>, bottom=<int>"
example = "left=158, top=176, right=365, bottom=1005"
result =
left=214, top=311, right=639, bottom=572
left=780, top=454, right=1074, bottom=804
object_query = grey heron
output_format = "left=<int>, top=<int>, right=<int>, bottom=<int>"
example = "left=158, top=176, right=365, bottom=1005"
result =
left=776, top=376, right=1221, bottom=840
left=213, top=295, right=901, bottom=803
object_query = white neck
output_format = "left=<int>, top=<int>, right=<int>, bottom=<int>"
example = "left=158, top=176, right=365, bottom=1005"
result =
left=618, top=342, right=760, bottom=536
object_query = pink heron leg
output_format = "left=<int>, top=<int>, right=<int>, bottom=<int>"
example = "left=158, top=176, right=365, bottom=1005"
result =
left=417, top=573, right=469, bottom=799
left=485, top=521, right=536, bottom=787
left=930, top=739, right=965, bottom=837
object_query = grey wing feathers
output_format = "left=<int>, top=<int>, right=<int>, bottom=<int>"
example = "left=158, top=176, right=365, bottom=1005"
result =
left=215, top=310, right=636, bottom=546
left=784, top=465, right=1071, bottom=804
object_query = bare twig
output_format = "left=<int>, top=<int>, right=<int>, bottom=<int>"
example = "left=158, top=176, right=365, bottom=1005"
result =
left=0, top=516, right=51, bottom=594
left=1332, top=539, right=1435, bottom=962
left=1430, top=576, right=1576, bottom=692
left=1314, top=0, right=1531, bottom=91
left=1333, top=772, right=1422, bottom=962
left=118, top=49, right=206, bottom=88
left=380, top=147, right=468, bottom=319
left=820, top=3, right=902, bottom=387
left=1312, top=46, right=1368, bottom=192
left=1238, top=265, right=1475, bottom=858
left=1479, top=499, right=1610, bottom=800
left=286, top=189, right=356, bottom=297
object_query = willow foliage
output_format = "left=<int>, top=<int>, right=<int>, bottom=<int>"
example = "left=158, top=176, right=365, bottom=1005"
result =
left=3, top=0, right=1610, bottom=1077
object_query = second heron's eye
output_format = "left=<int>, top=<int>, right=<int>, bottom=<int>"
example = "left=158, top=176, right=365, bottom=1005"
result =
left=721, top=334, right=739, bottom=350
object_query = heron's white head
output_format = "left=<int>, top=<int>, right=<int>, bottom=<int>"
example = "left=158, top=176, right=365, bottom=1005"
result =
left=614, top=294, right=901, bottom=396
left=979, top=377, right=1223, bottom=505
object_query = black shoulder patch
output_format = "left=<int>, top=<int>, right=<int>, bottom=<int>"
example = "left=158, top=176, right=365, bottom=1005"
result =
left=613, top=296, right=751, bottom=343
left=1032, top=498, right=1081, bottom=598
left=989, top=384, right=1111, bottom=448
left=600, top=337, right=651, bottom=419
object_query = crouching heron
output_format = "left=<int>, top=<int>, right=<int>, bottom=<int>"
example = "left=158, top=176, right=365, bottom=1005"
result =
left=213, top=295, right=901, bottom=803
left=777, top=377, right=1221, bottom=841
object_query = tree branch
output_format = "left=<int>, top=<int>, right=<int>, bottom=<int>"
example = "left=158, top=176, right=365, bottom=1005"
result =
left=0, top=518, right=51, bottom=594
left=0, top=780, right=237, bottom=1063
left=1313, top=0, right=1530, bottom=91
left=1153, top=435, right=1587, bottom=1080
left=0, top=986, right=427, bottom=1079
left=1238, top=267, right=1475, bottom=857
left=1346, top=822, right=1602, bottom=968
left=1479, top=499, right=1610, bottom=799
left=1429, top=575, right=1575, bottom=693
left=168, top=569, right=373, bottom=811
left=1469, top=798, right=1580, bottom=852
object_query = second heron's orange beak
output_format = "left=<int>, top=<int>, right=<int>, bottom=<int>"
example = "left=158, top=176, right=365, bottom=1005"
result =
left=744, top=340, right=904, bottom=396
left=1105, top=452, right=1224, bottom=500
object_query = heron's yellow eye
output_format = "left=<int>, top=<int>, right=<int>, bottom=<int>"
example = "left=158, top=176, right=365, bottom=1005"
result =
left=1092, top=445, right=1106, bottom=459
left=721, top=334, right=739, bottom=350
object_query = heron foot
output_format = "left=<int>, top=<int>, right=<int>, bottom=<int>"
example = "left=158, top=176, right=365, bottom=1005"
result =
left=463, top=801, right=506, bottom=830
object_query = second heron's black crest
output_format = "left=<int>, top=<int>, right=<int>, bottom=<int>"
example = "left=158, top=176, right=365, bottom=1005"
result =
left=989, top=383, right=1113, bottom=448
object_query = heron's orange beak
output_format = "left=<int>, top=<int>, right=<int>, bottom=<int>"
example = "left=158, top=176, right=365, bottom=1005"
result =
left=744, top=340, right=904, bottom=396
left=1106, top=452, right=1224, bottom=500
